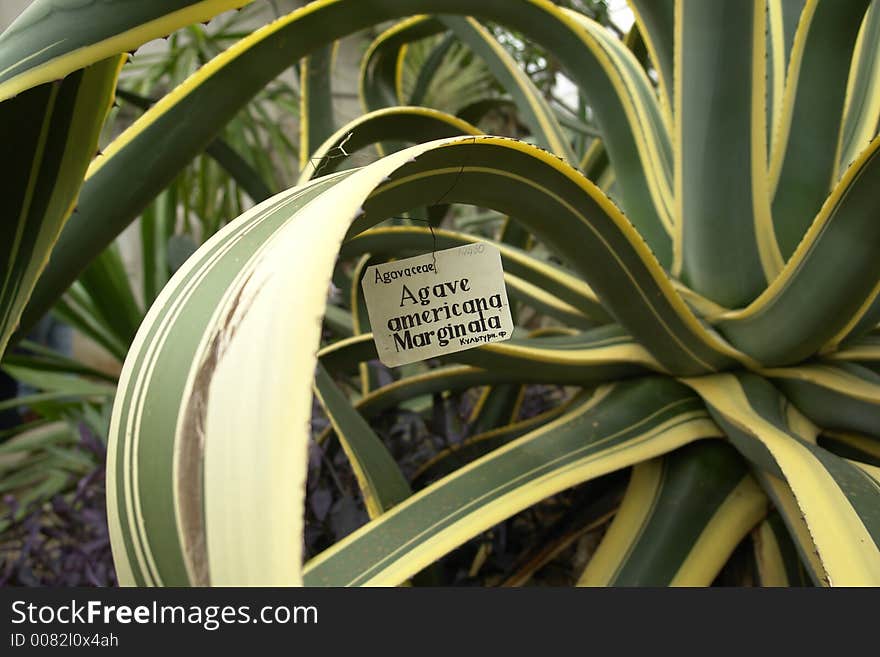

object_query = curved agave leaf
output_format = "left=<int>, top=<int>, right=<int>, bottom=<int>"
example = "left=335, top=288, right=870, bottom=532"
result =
left=578, top=441, right=766, bottom=586
left=579, top=138, right=608, bottom=180
left=820, top=288, right=880, bottom=353
left=717, top=135, right=880, bottom=366
left=298, top=106, right=481, bottom=185
left=466, top=383, right=524, bottom=436
left=347, top=254, right=386, bottom=396
left=115, top=88, right=273, bottom=204
left=393, top=41, right=411, bottom=106
left=819, top=430, right=880, bottom=467
left=413, top=391, right=586, bottom=486
left=0, top=0, right=250, bottom=101
left=628, top=0, right=674, bottom=125
left=674, top=0, right=780, bottom=304
left=314, top=355, right=640, bottom=456
left=360, top=16, right=444, bottom=113
left=830, top=332, right=880, bottom=365
left=108, top=173, right=353, bottom=586
left=319, top=367, right=512, bottom=441
left=417, top=330, right=573, bottom=473
left=836, top=3, right=880, bottom=177
left=769, top=0, right=872, bottom=259
left=0, top=55, right=122, bottom=356
left=315, top=359, right=443, bottom=586
left=763, top=362, right=880, bottom=438
left=316, top=324, right=655, bottom=387
left=755, top=472, right=827, bottom=584
left=303, top=377, right=717, bottom=586
left=751, top=511, right=812, bottom=586
left=318, top=333, right=377, bottom=378
left=683, top=372, right=880, bottom=585
left=298, top=44, right=337, bottom=172
left=444, top=325, right=662, bottom=382
left=561, top=8, right=673, bottom=265
left=313, top=363, right=410, bottom=517
left=502, top=274, right=595, bottom=329
left=767, top=0, right=806, bottom=164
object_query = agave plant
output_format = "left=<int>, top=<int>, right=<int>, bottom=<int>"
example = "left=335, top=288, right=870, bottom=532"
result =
left=1, top=0, right=880, bottom=587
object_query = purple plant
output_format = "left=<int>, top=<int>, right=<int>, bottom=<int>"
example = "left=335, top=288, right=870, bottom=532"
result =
left=0, top=425, right=116, bottom=587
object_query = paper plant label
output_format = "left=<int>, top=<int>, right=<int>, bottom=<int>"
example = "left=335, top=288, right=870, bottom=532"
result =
left=361, top=243, right=514, bottom=367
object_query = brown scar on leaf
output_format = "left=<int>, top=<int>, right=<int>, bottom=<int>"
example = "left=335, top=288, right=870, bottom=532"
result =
left=175, top=269, right=265, bottom=584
